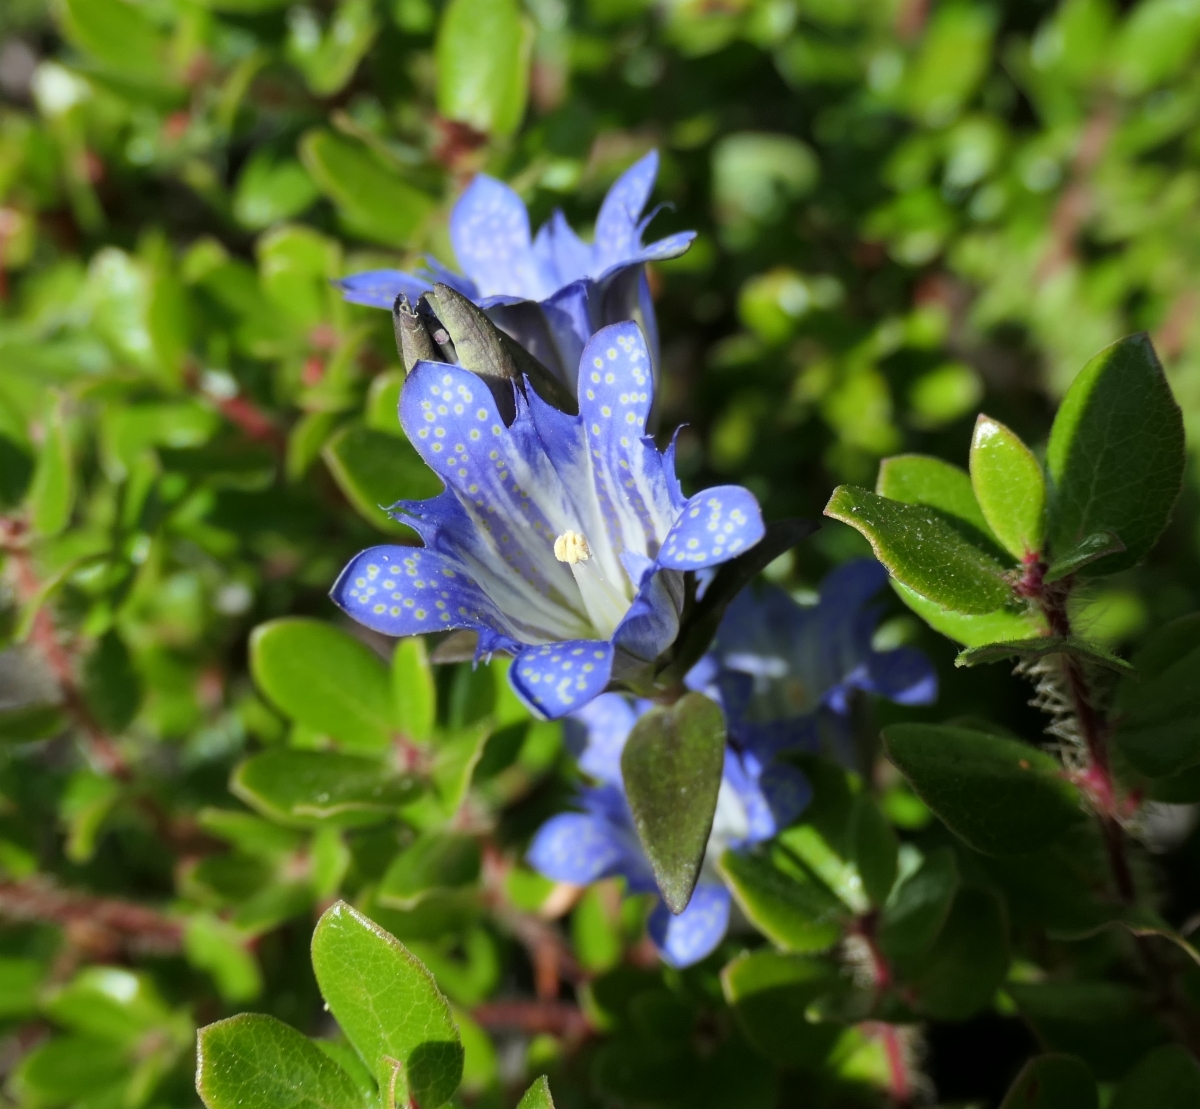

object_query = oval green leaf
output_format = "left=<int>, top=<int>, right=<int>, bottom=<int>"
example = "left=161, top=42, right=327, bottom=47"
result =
left=999, top=1054, right=1097, bottom=1109
left=970, top=415, right=1046, bottom=560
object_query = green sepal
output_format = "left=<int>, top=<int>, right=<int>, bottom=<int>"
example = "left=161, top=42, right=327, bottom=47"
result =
left=955, top=636, right=1134, bottom=674
left=1043, top=530, right=1125, bottom=582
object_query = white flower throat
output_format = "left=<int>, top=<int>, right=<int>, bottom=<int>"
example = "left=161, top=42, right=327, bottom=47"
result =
left=553, top=529, right=630, bottom=639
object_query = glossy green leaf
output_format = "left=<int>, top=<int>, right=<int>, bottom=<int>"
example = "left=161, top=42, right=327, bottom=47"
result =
left=378, top=831, right=481, bottom=909
left=882, top=724, right=1085, bottom=855
left=300, top=130, right=435, bottom=248
left=892, top=580, right=1047, bottom=647
left=435, top=0, right=532, bottom=137
left=82, top=630, right=141, bottom=732
left=721, top=951, right=841, bottom=1068
left=0, top=958, right=42, bottom=1018
left=621, top=693, right=726, bottom=914
left=848, top=796, right=898, bottom=908
left=1044, top=530, right=1126, bottom=583
left=286, top=0, right=379, bottom=97
left=999, top=1054, right=1097, bottom=1109
left=955, top=636, right=1133, bottom=674
left=232, top=750, right=420, bottom=826
left=184, top=915, right=263, bottom=1003
left=58, top=0, right=166, bottom=84
left=250, top=618, right=394, bottom=752
left=825, top=485, right=1014, bottom=613
left=28, top=396, right=73, bottom=537
left=1110, top=1045, right=1200, bottom=1109
left=12, top=1036, right=128, bottom=1106
left=718, top=848, right=845, bottom=953
left=310, top=901, right=463, bottom=1108
left=969, top=415, right=1046, bottom=560
left=876, top=453, right=996, bottom=541
left=323, top=424, right=442, bottom=536
left=878, top=847, right=959, bottom=971
left=392, top=637, right=435, bottom=741
left=1046, top=334, right=1184, bottom=575
left=516, top=1076, right=555, bottom=1109
left=911, top=886, right=1009, bottom=1019
left=197, top=1014, right=366, bottom=1109
left=45, top=967, right=173, bottom=1045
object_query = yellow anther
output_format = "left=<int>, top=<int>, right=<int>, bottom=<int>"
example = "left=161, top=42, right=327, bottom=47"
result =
left=554, top=530, right=590, bottom=565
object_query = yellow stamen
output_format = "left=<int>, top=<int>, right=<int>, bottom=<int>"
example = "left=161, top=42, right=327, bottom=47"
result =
left=554, top=530, right=591, bottom=565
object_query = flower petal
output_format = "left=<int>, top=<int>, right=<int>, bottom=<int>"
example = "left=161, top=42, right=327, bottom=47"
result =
left=329, top=545, right=506, bottom=638
left=533, top=209, right=594, bottom=290
left=658, top=486, right=765, bottom=569
left=593, top=150, right=659, bottom=272
left=510, top=640, right=615, bottom=720
left=527, top=812, right=626, bottom=884
left=866, top=646, right=939, bottom=706
left=450, top=174, right=549, bottom=300
left=613, top=567, right=683, bottom=663
left=335, top=269, right=430, bottom=309
left=570, top=692, right=639, bottom=785
left=648, top=882, right=731, bottom=968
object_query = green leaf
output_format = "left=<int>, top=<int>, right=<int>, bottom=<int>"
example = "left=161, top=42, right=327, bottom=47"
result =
left=516, top=1076, right=555, bottom=1109
left=718, top=848, right=846, bottom=953
left=232, top=750, right=420, bottom=826
left=300, top=130, right=435, bottom=248
left=28, top=396, right=73, bottom=537
left=824, top=485, right=1014, bottom=614
left=969, top=415, right=1046, bottom=560
left=999, top=1054, right=1097, bottom=1109
left=324, top=424, right=442, bottom=536
left=955, top=636, right=1133, bottom=674
left=185, top=915, right=263, bottom=1003
left=0, top=958, right=42, bottom=1018
left=0, top=703, right=68, bottom=743
left=720, top=951, right=842, bottom=1068
left=1044, top=530, right=1126, bottom=583
left=12, top=1036, right=128, bottom=1106
left=392, top=637, right=435, bottom=741
left=1111, top=1046, right=1200, bottom=1109
left=876, top=453, right=997, bottom=542
left=251, top=618, right=394, bottom=752
left=848, top=796, right=898, bottom=908
left=233, top=152, right=319, bottom=230
left=878, top=847, right=959, bottom=972
left=286, top=0, right=379, bottom=97
left=881, top=724, right=1085, bottom=855
left=911, top=886, right=1009, bottom=1019
left=310, top=901, right=464, bottom=1108
left=435, top=0, right=532, bottom=137
left=58, top=0, right=167, bottom=85
left=197, top=1014, right=366, bottom=1109
left=378, top=831, right=481, bottom=909
left=45, top=967, right=173, bottom=1045
left=1114, top=619, right=1200, bottom=777
left=621, top=693, right=726, bottom=914
left=1046, top=334, right=1184, bottom=576
left=82, top=630, right=141, bottom=732
left=892, top=580, right=1046, bottom=648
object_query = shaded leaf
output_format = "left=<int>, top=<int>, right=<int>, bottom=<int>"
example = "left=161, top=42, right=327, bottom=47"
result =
left=999, top=1054, right=1097, bottom=1109
left=1110, top=1045, right=1200, bottom=1109
left=955, top=636, right=1133, bottom=674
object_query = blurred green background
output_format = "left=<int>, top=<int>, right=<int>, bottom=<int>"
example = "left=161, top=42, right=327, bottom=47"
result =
left=2, top=0, right=1200, bottom=1104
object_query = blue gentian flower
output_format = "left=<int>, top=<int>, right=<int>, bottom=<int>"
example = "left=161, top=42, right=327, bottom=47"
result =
left=526, top=562, right=938, bottom=968
left=330, top=321, right=765, bottom=720
left=335, top=151, right=694, bottom=390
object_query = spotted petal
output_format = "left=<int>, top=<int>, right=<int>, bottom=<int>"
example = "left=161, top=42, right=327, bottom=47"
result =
left=526, top=811, right=626, bottom=885
left=509, top=640, right=615, bottom=720
left=648, top=882, right=731, bottom=968
left=335, top=269, right=431, bottom=309
left=658, top=486, right=765, bottom=569
left=330, top=545, right=504, bottom=638
left=570, top=692, right=639, bottom=785
left=593, top=151, right=659, bottom=272
left=450, top=175, right=549, bottom=300
left=533, top=209, right=593, bottom=290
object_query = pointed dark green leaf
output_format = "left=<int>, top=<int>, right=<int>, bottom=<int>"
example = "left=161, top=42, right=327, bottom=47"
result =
left=1111, top=1046, right=1200, bottom=1109
left=232, top=750, right=420, bottom=826
left=970, top=415, right=1046, bottom=560
left=848, top=796, right=898, bottom=908
left=878, top=847, right=959, bottom=971
left=1046, top=334, right=1184, bottom=575
left=516, top=1076, right=555, bottom=1109
left=251, top=618, right=394, bottom=752
left=955, top=636, right=1133, bottom=674
left=1044, top=530, right=1125, bottom=582
left=999, top=1054, right=1097, bottom=1109
left=881, top=724, right=1085, bottom=855
left=197, top=1014, right=366, bottom=1109
left=621, top=693, right=726, bottom=914
left=911, top=886, right=1009, bottom=1020
left=323, top=424, right=441, bottom=536
left=826, top=485, right=1015, bottom=613
left=377, top=831, right=481, bottom=909
left=311, top=902, right=463, bottom=1109
left=717, top=848, right=846, bottom=953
